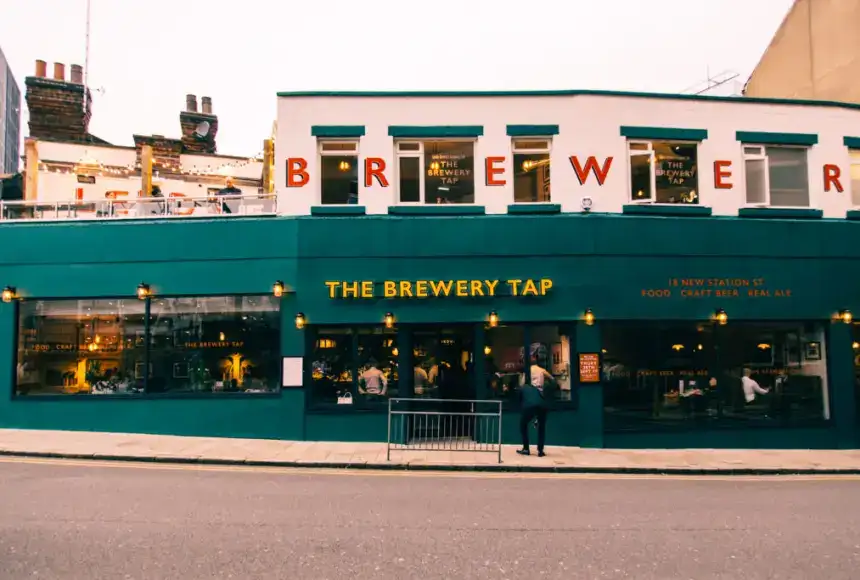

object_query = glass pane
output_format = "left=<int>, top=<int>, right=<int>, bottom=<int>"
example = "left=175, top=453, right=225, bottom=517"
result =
left=529, top=325, right=572, bottom=401
left=398, top=142, right=420, bottom=152
left=629, top=142, right=649, bottom=152
left=413, top=327, right=474, bottom=400
left=513, top=140, right=550, bottom=151
left=513, top=153, right=551, bottom=202
left=320, top=155, right=358, bottom=205
left=147, top=296, right=280, bottom=394
left=745, top=158, right=768, bottom=204
left=16, top=299, right=146, bottom=396
left=720, top=323, right=828, bottom=422
left=356, top=328, right=398, bottom=403
left=602, top=322, right=715, bottom=429
left=629, top=154, right=652, bottom=201
left=486, top=325, right=526, bottom=401
left=398, top=157, right=420, bottom=203
left=744, top=146, right=763, bottom=156
left=320, top=142, right=357, bottom=152
left=766, top=147, right=809, bottom=207
left=424, top=141, right=475, bottom=204
left=653, top=142, right=698, bottom=204
left=850, top=151, right=860, bottom=206
left=311, top=329, right=354, bottom=405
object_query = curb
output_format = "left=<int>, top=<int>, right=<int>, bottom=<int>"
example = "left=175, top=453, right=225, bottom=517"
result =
left=2, top=449, right=859, bottom=476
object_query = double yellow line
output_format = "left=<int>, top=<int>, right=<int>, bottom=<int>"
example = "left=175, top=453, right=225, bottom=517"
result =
left=2, top=455, right=859, bottom=481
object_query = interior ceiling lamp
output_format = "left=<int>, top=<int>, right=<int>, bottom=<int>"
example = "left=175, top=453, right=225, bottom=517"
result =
left=1, top=286, right=15, bottom=303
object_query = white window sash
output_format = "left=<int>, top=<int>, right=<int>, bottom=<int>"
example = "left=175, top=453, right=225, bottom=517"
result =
left=394, top=139, right=477, bottom=205
left=628, top=140, right=655, bottom=203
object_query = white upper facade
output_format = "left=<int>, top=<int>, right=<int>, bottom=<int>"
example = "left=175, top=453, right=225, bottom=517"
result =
left=275, top=90, right=860, bottom=218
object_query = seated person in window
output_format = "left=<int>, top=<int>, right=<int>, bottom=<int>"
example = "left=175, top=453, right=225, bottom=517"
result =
left=215, top=177, right=242, bottom=214
left=741, top=367, right=770, bottom=404
left=414, top=364, right=429, bottom=395
left=359, top=359, right=387, bottom=397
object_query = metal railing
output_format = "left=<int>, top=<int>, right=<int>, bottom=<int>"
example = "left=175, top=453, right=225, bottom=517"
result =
left=0, top=194, right=278, bottom=222
left=386, top=398, right=503, bottom=463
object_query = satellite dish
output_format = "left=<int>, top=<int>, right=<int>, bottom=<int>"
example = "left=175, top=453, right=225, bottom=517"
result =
left=194, top=121, right=210, bottom=139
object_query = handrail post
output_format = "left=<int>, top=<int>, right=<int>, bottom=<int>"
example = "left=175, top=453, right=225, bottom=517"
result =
left=386, top=398, right=392, bottom=461
left=497, top=401, right=503, bottom=464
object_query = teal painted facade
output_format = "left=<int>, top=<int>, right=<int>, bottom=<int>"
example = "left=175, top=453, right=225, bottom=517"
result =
left=1, top=213, right=858, bottom=448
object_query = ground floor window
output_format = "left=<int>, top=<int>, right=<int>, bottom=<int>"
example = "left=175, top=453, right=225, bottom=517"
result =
left=485, top=323, right=573, bottom=403
left=602, top=321, right=830, bottom=430
left=15, top=295, right=280, bottom=396
left=309, top=326, right=399, bottom=406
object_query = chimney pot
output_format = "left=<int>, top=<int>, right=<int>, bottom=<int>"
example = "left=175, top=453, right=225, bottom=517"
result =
left=52, top=62, right=66, bottom=81
left=70, top=64, right=83, bottom=84
left=201, top=96, right=212, bottom=114
left=35, top=60, right=47, bottom=78
left=185, top=94, right=197, bottom=112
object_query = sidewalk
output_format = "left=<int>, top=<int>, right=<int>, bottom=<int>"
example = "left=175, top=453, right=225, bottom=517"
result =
left=1, top=428, right=860, bottom=474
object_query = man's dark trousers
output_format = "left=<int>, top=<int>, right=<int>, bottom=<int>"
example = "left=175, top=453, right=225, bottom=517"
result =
left=520, top=404, right=547, bottom=452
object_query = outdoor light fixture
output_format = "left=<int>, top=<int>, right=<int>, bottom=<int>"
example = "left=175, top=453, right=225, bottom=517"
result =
left=853, top=342, right=859, bottom=350
left=1, top=286, right=15, bottom=303
left=136, top=283, right=151, bottom=300
left=583, top=309, right=595, bottom=326
left=488, top=311, right=499, bottom=328
left=295, top=313, right=306, bottom=329
left=219, top=332, right=226, bottom=342
left=273, top=280, right=285, bottom=298
left=839, top=309, right=853, bottom=324
left=714, top=308, right=728, bottom=326
left=384, top=312, right=395, bottom=329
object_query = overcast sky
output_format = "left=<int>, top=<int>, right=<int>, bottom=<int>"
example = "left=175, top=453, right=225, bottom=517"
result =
left=1, top=0, right=793, bottom=157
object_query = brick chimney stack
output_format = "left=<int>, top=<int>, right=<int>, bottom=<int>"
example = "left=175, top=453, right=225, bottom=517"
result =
left=180, top=94, right=218, bottom=154
left=25, top=60, right=92, bottom=142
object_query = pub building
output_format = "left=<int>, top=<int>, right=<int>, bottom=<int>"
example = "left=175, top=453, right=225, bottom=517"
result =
left=2, top=87, right=860, bottom=450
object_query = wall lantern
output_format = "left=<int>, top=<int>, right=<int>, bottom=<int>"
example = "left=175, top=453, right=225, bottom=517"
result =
left=273, top=280, right=285, bottom=298
left=853, top=342, right=859, bottom=350
left=384, top=312, right=395, bottom=329
left=583, top=308, right=595, bottom=326
left=295, top=313, right=306, bottom=329
left=136, top=283, right=151, bottom=300
left=488, top=311, right=499, bottom=328
left=714, top=308, right=728, bottom=326
left=1, top=286, right=16, bottom=303
left=839, top=309, right=853, bottom=324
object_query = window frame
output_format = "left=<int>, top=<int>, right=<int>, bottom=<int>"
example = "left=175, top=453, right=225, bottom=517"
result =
left=13, top=293, right=282, bottom=399
left=741, top=143, right=811, bottom=209
left=318, top=139, right=360, bottom=206
left=394, top=138, right=477, bottom=205
left=626, top=139, right=699, bottom=205
left=849, top=149, right=860, bottom=208
left=511, top=137, right=553, bottom=204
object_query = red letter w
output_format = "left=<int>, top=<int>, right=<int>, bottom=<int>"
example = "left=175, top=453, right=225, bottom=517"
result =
left=569, top=156, right=613, bottom=185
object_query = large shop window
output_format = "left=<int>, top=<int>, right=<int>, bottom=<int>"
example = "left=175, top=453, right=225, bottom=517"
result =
left=396, top=141, right=475, bottom=204
left=319, top=140, right=359, bottom=205
left=513, top=139, right=551, bottom=203
left=628, top=140, right=699, bottom=204
left=310, top=327, right=398, bottom=407
left=15, top=296, right=281, bottom=396
left=485, top=324, right=573, bottom=403
left=850, top=149, right=860, bottom=207
left=602, top=321, right=829, bottom=430
left=743, top=145, right=810, bottom=207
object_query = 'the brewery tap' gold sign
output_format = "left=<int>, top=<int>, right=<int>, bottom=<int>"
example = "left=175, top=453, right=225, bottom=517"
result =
left=326, top=279, right=553, bottom=299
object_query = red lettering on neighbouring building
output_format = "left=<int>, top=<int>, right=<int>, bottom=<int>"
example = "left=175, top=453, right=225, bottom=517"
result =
left=485, top=156, right=506, bottom=186
left=823, top=164, right=844, bottom=193
left=365, top=158, right=389, bottom=187
left=286, top=158, right=309, bottom=187
left=714, top=160, right=733, bottom=189
left=569, top=156, right=613, bottom=185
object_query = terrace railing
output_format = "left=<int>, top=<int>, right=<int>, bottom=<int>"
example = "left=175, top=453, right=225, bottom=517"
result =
left=0, top=194, right=278, bottom=222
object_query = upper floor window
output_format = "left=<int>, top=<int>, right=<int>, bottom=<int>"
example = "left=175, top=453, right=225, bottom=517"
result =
left=743, top=145, right=809, bottom=207
left=627, top=141, right=699, bottom=204
left=850, top=149, right=860, bottom=207
left=512, top=139, right=551, bottom=203
left=396, top=140, right=475, bottom=204
left=319, top=140, right=359, bottom=205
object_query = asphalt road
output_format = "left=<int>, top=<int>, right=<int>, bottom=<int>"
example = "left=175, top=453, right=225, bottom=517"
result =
left=1, top=459, right=859, bottom=579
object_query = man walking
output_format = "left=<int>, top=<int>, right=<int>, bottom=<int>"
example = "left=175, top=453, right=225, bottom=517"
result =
left=517, top=355, right=552, bottom=457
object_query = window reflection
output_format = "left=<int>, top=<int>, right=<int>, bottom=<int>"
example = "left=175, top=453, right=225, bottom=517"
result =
left=485, top=324, right=571, bottom=402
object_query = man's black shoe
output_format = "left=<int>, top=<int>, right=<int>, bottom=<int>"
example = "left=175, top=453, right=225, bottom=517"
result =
left=537, top=451, right=546, bottom=457
left=516, top=449, right=530, bottom=456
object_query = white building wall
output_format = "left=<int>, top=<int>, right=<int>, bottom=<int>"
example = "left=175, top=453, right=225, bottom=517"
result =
left=275, top=93, right=860, bottom=218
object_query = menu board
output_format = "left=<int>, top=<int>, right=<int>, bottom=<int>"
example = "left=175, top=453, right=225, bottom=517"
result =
left=578, top=353, right=601, bottom=383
